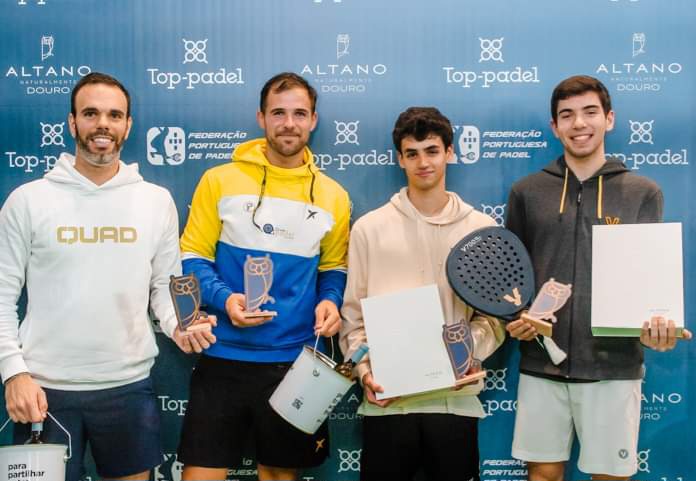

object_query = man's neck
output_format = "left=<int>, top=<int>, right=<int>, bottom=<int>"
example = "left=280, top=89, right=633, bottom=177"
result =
left=564, top=151, right=606, bottom=182
left=74, top=153, right=120, bottom=186
left=406, top=187, right=449, bottom=217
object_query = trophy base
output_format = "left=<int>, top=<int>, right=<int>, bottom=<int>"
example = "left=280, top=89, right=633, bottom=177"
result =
left=185, top=322, right=212, bottom=333
left=243, top=310, right=278, bottom=319
left=521, top=313, right=553, bottom=337
left=454, top=369, right=487, bottom=387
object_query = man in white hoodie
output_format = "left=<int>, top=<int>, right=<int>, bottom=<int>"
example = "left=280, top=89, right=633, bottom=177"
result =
left=339, top=107, right=505, bottom=481
left=0, top=72, right=215, bottom=481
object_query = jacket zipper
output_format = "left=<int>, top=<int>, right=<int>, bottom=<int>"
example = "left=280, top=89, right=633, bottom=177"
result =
left=566, top=181, right=584, bottom=378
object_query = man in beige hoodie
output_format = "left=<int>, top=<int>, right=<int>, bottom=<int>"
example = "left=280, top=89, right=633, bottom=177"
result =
left=339, top=107, right=505, bottom=481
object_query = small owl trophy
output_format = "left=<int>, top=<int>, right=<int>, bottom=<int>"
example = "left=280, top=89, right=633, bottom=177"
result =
left=521, top=278, right=572, bottom=365
left=521, top=278, right=572, bottom=337
left=169, top=274, right=211, bottom=333
left=243, top=254, right=277, bottom=318
left=442, top=319, right=486, bottom=386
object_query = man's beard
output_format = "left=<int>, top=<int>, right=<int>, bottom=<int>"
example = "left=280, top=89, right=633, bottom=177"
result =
left=75, top=126, right=124, bottom=167
left=266, top=130, right=305, bottom=158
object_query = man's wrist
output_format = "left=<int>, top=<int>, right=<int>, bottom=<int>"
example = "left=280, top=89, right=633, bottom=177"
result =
left=3, top=372, right=30, bottom=386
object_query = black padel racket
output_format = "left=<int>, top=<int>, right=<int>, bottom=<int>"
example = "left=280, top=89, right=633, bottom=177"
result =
left=446, top=226, right=535, bottom=320
left=446, top=226, right=567, bottom=365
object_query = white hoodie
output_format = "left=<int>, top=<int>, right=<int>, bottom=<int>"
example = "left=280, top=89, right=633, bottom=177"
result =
left=0, top=153, right=180, bottom=390
left=339, top=188, right=505, bottom=417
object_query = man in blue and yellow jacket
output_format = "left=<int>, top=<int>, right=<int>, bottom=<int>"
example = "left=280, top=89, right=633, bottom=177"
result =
left=176, top=72, right=350, bottom=481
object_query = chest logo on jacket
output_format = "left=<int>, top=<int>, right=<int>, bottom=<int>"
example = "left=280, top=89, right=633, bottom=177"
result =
left=604, top=216, right=621, bottom=225
left=56, top=226, right=138, bottom=244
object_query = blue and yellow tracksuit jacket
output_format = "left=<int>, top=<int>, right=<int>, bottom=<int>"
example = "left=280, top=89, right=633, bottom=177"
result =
left=180, top=138, right=350, bottom=362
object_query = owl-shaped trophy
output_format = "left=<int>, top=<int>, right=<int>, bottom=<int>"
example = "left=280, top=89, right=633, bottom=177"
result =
left=521, top=278, right=572, bottom=337
left=169, top=273, right=211, bottom=332
left=521, top=278, right=572, bottom=365
left=243, top=254, right=278, bottom=318
left=442, top=319, right=486, bottom=386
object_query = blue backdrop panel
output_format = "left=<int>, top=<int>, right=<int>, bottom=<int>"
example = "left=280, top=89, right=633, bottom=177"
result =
left=0, top=1, right=693, bottom=480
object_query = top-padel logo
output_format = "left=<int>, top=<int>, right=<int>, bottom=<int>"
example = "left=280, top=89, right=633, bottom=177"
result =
left=479, top=38, right=504, bottom=63
left=443, top=35, right=540, bottom=88
left=182, top=39, right=208, bottom=64
left=147, top=38, right=244, bottom=90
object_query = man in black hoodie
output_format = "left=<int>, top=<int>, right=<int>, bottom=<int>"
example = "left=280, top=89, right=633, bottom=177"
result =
left=505, top=75, right=691, bottom=481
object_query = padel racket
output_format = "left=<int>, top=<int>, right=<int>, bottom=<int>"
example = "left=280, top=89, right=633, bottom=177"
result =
left=446, top=226, right=567, bottom=365
left=447, top=226, right=535, bottom=320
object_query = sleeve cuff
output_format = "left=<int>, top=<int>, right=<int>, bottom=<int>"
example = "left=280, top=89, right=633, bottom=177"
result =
left=355, top=359, right=371, bottom=386
left=1, top=355, right=29, bottom=385
left=212, top=286, right=234, bottom=313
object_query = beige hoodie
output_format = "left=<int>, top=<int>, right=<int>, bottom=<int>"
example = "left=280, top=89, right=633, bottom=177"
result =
left=339, top=188, right=505, bottom=417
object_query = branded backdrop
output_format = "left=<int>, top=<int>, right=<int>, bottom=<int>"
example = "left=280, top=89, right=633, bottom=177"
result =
left=1, top=1, right=694, bottom=480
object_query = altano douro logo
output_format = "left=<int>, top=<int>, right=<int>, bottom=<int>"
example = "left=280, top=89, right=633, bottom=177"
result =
left=147, top=38, right=244, bottom=90
left=443, top=37, right=540, bottom=89
left=595, top=32, right=683, bottom=93
left=300, top=33, right=388, bottom=94
left=5, top=35, right=92, bottom=96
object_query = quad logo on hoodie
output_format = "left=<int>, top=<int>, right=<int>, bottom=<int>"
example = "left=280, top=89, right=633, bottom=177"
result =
left=57, top=226, right=138, bottom=244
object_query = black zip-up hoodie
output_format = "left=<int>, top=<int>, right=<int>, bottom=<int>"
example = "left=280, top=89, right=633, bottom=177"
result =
left=506, top=156, right=663, bottom=381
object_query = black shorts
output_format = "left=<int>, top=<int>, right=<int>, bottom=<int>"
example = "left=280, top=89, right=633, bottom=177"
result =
left=360, top=413, right=480, bottom=481
left=177, top=354, right=329, bottom=469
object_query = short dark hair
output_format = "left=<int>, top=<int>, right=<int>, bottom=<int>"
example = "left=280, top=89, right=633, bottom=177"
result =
left=392, top=107, right=453, bottom=153
left=71, top=72, right=131, bottom=117
left=551, top=75, right=611, bottom=123
left=259, top=72, right=317, bottom=113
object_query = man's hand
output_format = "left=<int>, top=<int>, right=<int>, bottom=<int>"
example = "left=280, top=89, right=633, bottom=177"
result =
left=225, top=293, right=274, bottom=327
left=173, top=315, right=218, bottom=353
left=453, top=362, right=484, bottom=391
left=4, top=373, right=47, bottom=423
left=314, top=300, right=341, bottom=337
left=361, top=372, right=399, bottom=407
left=506, top=316, right=537, bottom=341
left=640, top=316, right=692, bottom=352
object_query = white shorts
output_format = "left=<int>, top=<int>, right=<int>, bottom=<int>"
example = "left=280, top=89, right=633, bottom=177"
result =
left=511, top=373, right=641, bottom=477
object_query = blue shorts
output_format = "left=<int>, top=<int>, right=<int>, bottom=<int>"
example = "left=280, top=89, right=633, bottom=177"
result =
left=13, top=377, right=162, bottom=481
